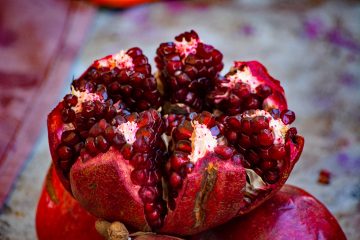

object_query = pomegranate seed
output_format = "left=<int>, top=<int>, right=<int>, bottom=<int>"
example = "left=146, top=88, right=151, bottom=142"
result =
left=260, top=159, right=276, bottom=171
left=259, top=148, right=271, bottom=160
left=63, top=94, right=78, bottom=107
left=264, top=169, right=279, bottom=184
left=318, top=169, right=331, bottom=185
left=169, top=172, right=182, bottom=188
left=104, top=126, right=115, bottom=141
left=112, top=134, right=126, bottom=147
left=255, top=84, right=272, bottom=98
left=170, top=153, right=188, bottom=170
left=131, top=169, right=148, bottom=185
left=139, top=186, right=157, bottom=203
left=269, top=145, right=286, bottom=159
left=286, top=127, right=298, bottom=139
left=174, top=125, right=193, bottom=140
left=226, top=116, right=242, bottom=129
left=131, top=153, right=151, bottom=169
left=59, top=159, right=72, bottom=171
left=247, top=150, right=260, bottom=165
left=82, top=101, right=95, bottom=117
left=225, top=131, right=238, bottom=143
left=251, top=116, right=269, bottom=132
left=61, top=130, right=80, bottom=146
left=214, top=145, right=234, bottom=159
left=238, top=133, right=251, bottom=148
left=244, top=97, right=260, bottom=110
left=146, top=209, right=160, bottom=221
left=183, top=162, right=194, bottom=173
left=270, top=109, right=281, bottom=119
left=95, top=135, right=109, bottom=152
left=258, top=129, right=274, bottom=147
left=85, top=137, right=97, bottom=155
left=198, top=111, right=214, bottom=127
left=126, top=47, right=143, bottom=58
left=175, top=140, right=192, bottom=153
left=240, top=119, right=252, bottom=135
left=280, top=110, right=296, bottom=125
left=61, top=108, right=75, bottom=123
left=144, top=202, right=155, bottom=213
left=73, top=142, right=84, bottom=153
left=89, top=124, right=104, bottom=137
left=120, top=144, right=133, bottom=159
left=57, top=145, right=73, bottom=160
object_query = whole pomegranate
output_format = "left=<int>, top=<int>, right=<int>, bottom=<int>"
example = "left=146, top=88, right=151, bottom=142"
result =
left=36, top=165, right=103, bottom=240
left=192, top=185, right=346, bottom=240
left=47, top=30, right=304, bottom=235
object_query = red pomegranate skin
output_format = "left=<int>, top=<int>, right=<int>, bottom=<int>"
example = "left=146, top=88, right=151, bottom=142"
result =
left=36, top=165, right=103, bottom=240
left=191, top=185, right=347, bottom=240
left=70, top=147, right=152, bottom=231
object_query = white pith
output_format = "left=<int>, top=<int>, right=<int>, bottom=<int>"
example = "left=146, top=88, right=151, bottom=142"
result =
left=213, top=66, right=261, bottom=103
left=175, top=37, right=200, bottom=57
left=263, top=97, right=277, bottom=110
left=115, top=121, right=139, bottom=144
left=188, top=121, right=217, bottom=163
left=243, top=109, right=289, bottom=145
left=95, top=50, right=134, bottom=70
left=70, top=86, right=103, bottom=113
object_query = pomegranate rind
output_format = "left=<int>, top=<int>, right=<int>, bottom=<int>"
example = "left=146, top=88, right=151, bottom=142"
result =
left=36, top=165, right=103, bottom=240
left=47, top=103, right=73, bottom=193
left=70, top=147, right=151, bottom=232
left=235, top=61, right=288, bottom=112
left=238, top=135, right=304, bottom=216
left=160, top=155, right=246, bottom=235
left=192, top=184, right=346, bottom=240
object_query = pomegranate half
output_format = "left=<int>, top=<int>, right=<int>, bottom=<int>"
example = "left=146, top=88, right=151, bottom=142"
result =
left=47, top=30, right=304, bottom=235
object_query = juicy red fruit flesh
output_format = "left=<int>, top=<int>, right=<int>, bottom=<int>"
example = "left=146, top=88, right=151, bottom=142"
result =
left=155, top=30, right=223, bottom=112
left=47, top=30, right=304, bottom=236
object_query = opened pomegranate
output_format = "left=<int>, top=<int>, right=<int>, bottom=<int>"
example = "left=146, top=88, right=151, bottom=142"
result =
left=47, top=30, right=304, bottom=235
left=192, top=185, right=346, bottom=240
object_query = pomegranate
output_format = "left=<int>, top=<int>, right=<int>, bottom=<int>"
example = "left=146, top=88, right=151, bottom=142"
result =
left=192, top=185, right=346, bottom=240
left=47, top=30, right=304, bottom=235
left=36, top=165, right=103, bottom=240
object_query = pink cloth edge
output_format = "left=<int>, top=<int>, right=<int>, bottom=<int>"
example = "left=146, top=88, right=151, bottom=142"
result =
left=0, top=2, right=96, bottom=209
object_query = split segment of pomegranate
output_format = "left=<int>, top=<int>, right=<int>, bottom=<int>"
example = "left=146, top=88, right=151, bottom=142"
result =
left=47, top=30, right=304, bottom=235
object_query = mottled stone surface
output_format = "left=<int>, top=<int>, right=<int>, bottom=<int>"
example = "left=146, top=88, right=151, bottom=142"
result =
left=0, top=1, right=359, bottom=239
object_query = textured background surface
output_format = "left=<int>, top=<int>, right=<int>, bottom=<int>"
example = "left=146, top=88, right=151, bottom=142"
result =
left=1, top=1, right=359, bottom=239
